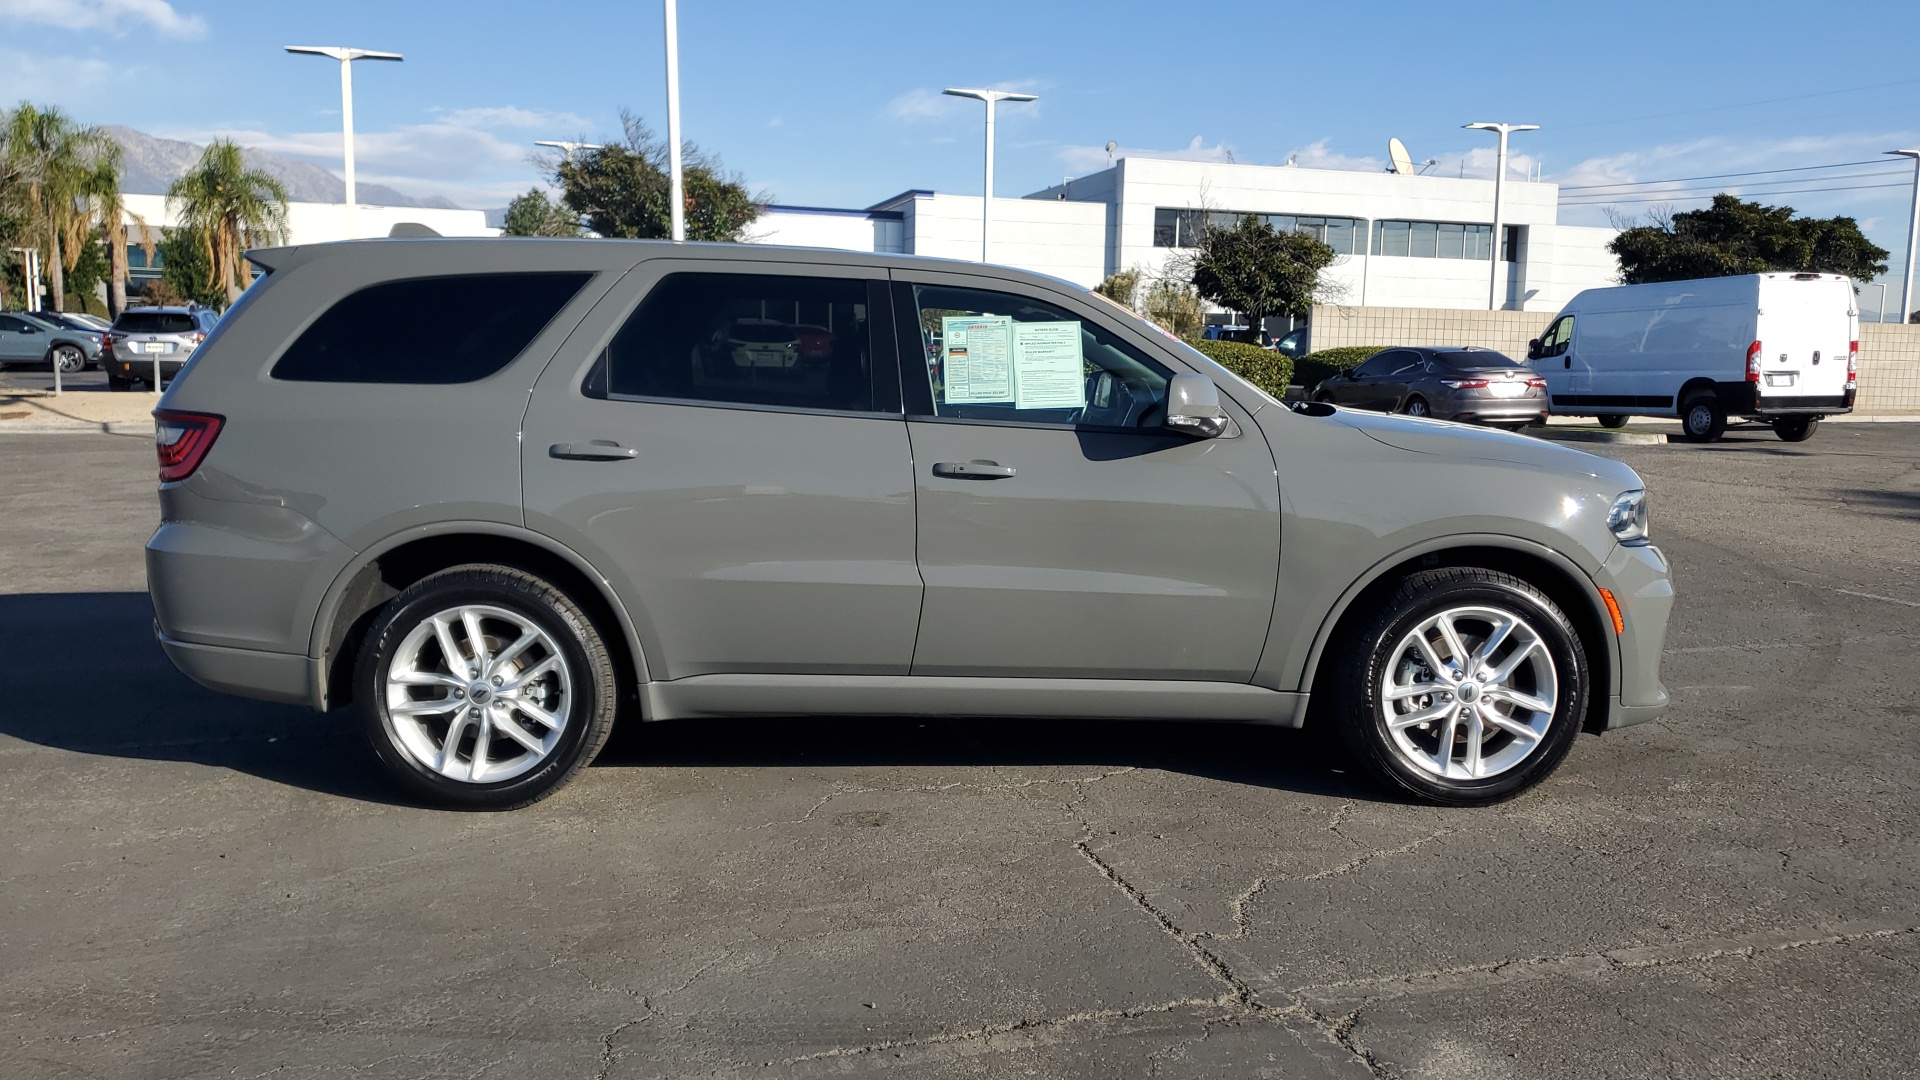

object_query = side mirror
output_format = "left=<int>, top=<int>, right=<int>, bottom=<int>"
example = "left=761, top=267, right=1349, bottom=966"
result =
left=1526, top=338, right=1542, bottom=360
left=1164, top=372, right=1238, bottom=439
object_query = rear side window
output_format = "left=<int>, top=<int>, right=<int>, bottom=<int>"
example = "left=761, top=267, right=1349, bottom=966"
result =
left=272, top=272, right=591, bottom=384
left=115, top=312, right=197, bottom=334
left=588, top=272, right=882, bottom=413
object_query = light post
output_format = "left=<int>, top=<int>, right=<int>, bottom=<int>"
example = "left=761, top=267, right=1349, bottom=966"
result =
left=663, top=0, right=685, bottom=242
left=285, top=45, right=404, bottom=240
left=1465, top=121, right=1538, bottom=311
left=1866, top=282, right=1888, bottom=324
left=1886, top=149, right=1920, bottom=325
left=943, top=87, right=1039, bottom=263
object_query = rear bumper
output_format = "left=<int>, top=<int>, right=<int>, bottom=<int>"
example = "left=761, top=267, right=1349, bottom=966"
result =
left=156, top=629, right=315, bottom=707
left=1721, top=382, right=1853, bottom=415
left=108, top=354, right=188, bottom=378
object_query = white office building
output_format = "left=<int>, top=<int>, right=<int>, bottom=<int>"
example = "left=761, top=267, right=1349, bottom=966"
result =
left=751, top=157, right=1621, bottom=320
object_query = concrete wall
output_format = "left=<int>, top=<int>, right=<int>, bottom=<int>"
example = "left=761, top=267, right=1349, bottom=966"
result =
left=751, top=207, right=905, bottom=253
left=1311, top=306, right=1920, bottom=414
left=1857, top=323, right=1920, bottom=413
left=898, top=194, right=1109, bottom=288
left=121, top=193, right=496, bottom=244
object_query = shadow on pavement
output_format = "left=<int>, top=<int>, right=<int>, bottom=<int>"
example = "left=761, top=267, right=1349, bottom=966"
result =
left=0, top=592, right=1379, bottom=805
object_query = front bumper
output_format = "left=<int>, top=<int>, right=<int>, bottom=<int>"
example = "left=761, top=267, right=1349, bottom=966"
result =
left=1600, top=540, right=1674, bottom=728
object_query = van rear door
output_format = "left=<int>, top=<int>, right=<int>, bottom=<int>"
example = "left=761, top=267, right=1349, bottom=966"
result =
left=1756, top=275, right=1854, bottom=410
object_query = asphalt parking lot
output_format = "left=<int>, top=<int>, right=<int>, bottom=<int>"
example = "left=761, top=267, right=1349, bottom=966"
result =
left=2, top=424, right=1917, bottom=1079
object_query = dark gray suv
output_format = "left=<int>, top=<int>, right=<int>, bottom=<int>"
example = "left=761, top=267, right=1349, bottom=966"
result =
left=147, top=240, right=1672, bottom=809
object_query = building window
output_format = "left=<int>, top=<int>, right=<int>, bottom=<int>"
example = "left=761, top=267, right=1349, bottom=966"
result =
left=1152, top=208, right=1366, bottom=254
left=1372, top=220, right=1494, bottom=260
left=1502, top=224, right=1525, bottom=264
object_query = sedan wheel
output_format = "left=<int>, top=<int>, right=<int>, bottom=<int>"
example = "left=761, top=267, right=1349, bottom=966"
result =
left=1327, top=568, right=1587, bottom=804
left=50, top=345, right=85, bottom=374
left=357, top=565, right=617, bottom=809
left=1401, top=396, right=1431, bottom=418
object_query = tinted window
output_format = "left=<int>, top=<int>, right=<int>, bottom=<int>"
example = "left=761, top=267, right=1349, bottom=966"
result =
left=272, top=273, right=590, bottom=384
left=0, top=316, right=25, bottom=332
left=592, top=273, right=878, bottom=412
left=1434, top=350, right=1523, bottom=368
left=903, top=284, right=1169, bottom=429
left=115, top=312, right=197, bottom=334
left=1353, top=351, right=1410, bottom=378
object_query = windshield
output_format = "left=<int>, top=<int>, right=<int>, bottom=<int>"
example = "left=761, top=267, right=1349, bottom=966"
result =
left=115, top=312, right=197, bottom=334
left=1436, top=350, right=1524, bottom=369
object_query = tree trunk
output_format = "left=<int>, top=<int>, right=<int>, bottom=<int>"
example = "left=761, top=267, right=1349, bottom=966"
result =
left=47, top=228, right=66, bottom=312
left=220, top=221, right=239, bottom=305
left=107, top=220, right=128, bottom=319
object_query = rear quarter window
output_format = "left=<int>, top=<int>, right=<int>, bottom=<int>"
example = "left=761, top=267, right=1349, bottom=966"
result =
left=271, top=272, right=592, bottom=384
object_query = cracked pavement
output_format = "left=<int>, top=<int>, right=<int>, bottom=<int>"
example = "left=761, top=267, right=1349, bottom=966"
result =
left=1, top=424, right=1917, bottom=1078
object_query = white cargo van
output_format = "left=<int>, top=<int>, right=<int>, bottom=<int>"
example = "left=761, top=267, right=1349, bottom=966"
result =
left=1527, top=273, right=1857, bottom=442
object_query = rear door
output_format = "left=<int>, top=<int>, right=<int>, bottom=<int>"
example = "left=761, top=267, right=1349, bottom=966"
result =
left=892, top=271, right=1281, bottom=682
left=521, top=261, right=922, bottom=679
left=1758, top=276, right=1854, bottom=404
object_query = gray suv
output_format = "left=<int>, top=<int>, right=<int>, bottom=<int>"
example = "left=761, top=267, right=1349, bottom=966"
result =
left=106, top=306, right=219, bottom=390
left=147, top=240, right=1673, bottom=810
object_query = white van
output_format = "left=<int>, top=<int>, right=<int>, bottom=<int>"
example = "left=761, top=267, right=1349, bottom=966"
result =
left=1527, top=273, right=1857, bottom=443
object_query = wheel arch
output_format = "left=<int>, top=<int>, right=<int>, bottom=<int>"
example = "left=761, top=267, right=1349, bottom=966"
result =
left=1298, top=537, right=1617, bottom=734
left=310, top=522, right=648, bottom=714
left=1676, top=377, right=1718, bottom=412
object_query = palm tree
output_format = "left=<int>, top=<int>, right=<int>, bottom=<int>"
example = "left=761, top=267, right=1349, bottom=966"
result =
left=80, top=147, right=151, bottom=319
left=166, top=140, right=288, bottom=305
left=3, top=104, right=114, bottom=311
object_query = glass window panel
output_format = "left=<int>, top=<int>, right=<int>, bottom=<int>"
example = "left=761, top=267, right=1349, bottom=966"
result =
left=1379, top=220, right=1410, bottom=256
left=1410, top=221, right=1438, bottom=258
left=1325, top=218, right=1357, bottom=254
left=1153, top=208, right=1179, bottom=247
left=1437, top=222, right=1465, bottom=260
left=1464, top=225, right=1491, bottom=261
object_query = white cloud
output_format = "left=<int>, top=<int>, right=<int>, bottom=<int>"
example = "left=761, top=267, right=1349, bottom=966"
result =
left=1284, top=138, right=1384, bottom=173
left=885, top=88, right=958, bottom=122
left=428, top=105, right=591, bottom=132
left=885, top=83, right=1047, bottom=124
left=0, top=0, right=205, bottom=38
left=1059, top=135, right=1235, bottom=173
left=0, top=47, right=118, bottom=102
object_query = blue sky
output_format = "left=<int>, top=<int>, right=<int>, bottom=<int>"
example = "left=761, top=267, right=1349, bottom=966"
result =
left=5, top=0, right=1919, bottom=288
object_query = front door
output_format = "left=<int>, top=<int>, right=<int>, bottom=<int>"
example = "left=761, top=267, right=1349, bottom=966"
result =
left=1533, top=314, right=1587, bottom=406
left=893, top=273, right=1282, bottom=682
left=522, top=263, right=922, bottom=679
left=0, top=315, right=41, bottom=362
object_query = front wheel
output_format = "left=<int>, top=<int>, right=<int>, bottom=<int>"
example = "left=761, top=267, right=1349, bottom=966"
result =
left=49, top=345, right=85, bottom=374
left=1597, top=414, right=1629, bottom=429
left=355, top=565, right=618, bottom=810
left=1774, top=416, right=1819, bottom=442
left=1327, top=568, right=1589, bottom=805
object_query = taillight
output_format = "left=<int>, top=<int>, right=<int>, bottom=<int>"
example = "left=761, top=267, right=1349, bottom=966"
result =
left=1525, top=377, right=1547, bottom=388
left=1745, top=340, right=1762, bottom=383
left=1847, top=340, right=1858, bottom=384
left=1440, top=378, right=1490, bottom=389
left=153, top=410, right=224, bottom=482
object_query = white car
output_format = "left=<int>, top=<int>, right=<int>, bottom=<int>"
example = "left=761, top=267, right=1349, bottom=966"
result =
left=721, top=318, right=800, bottom=369
left=1529, top=273, right=1856, bottom=443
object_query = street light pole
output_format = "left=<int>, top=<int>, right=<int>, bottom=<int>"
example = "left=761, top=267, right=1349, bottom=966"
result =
left=1887, top=149, right=1920, bottom=325
left=943, top=87, right=1038, bottom=263
left=1465, top=121, right=1538, bottom=311
left=664, top=0, right=685, bottom=242
left=285, top=46, right=404, bottom=240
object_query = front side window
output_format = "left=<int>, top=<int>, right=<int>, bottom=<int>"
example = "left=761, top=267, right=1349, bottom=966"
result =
left=592, top=273, right=880, bottom=413
left=273, top=273, right=591, bottom=383
left=903, top=283, right=1169, bottom=430
left=1540, top=316, right=1574, bottom=357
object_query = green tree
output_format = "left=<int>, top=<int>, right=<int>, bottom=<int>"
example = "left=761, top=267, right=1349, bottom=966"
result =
left=1094, top=268, right=1141, bottom=309
left=166, top=139, right=288, bottom=305
left=155, top=224, right=224, bottom=308
left=1609, top=194, right=1889, bottom=285
left=553, top=111, right=763, bottom=241
left=62, top=230, right=108, bottom=313
left=1142, top=276, right=1205, bottom=337
left=3, top=103, right=114, bottom=311
left=1189, top=215, right=1336, bottom=334
left=502, top=188, right=583, bottom=237
left=80, top=144, right=150, bottom=318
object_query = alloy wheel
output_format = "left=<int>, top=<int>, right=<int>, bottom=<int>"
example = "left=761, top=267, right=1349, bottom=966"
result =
left=1377, top=604, right=1558, bottom=780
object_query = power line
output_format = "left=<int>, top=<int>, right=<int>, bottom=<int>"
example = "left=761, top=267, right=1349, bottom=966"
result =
left=1559, top=158, right=1893, bottom=191
left=1561, top=181, right=1913, bottom=206
left=1559, top=168, right=1912, bottom=202
left=1549, top=76, right=1920, bottom=133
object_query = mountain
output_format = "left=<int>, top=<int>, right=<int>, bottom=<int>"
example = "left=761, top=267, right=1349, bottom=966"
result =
left=104, top=126, right=462, bottom=210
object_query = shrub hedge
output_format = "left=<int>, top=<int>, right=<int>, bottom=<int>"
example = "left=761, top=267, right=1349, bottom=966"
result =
left=1182, top=338, right=1294, bottom=400
left=1293, top=345, right=1390, bottom=392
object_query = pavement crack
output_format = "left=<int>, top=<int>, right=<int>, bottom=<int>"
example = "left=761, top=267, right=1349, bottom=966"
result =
left=1302, top=829, right=1450, bottom=881
left=1073, top=829, right=1259, bottom=1008
left=1314, top=1003, right=1396, bottom=1080
left=778, top=997, right=1229, bottom=1064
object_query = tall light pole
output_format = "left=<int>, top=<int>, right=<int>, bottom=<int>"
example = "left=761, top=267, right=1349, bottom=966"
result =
left=286, top=46, right=403, bottom=240
left=943, top=87, right=1038, bottom=263
left=663, top=0, right=685, bottom=242
left=1465, top=121, right=1538, bottom=311
left=1886, top=149, right=1920, bottom=325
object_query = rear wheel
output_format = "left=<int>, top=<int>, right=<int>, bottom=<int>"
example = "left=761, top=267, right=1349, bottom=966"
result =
left=1679, top=391, right=1725, bottom=443
left=1400, top=395, right=1431, bottom=418
left=355, top=565, right=618, bottom=810
left=106, top=372, right=132, bottom=392
left=1327, top=568, right=1588, bottom=806
left=1597, top=414, right=1629, bottom=429
left=1774, top=416, right=1819, bottom=442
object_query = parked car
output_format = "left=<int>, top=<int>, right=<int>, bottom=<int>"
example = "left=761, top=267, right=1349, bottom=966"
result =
left=1311, top=346, right=1547, bottom=429
left=1529, top=273, right=1855, bottom=442
left=1202, top=324, right=1273, bottom=348
left=147, top=240, right=1671, bottom=810
left=715, top=317, right=800, bottom=369
left=0, top=311, right=104, bottom=373
left=104, top=306, right=220, bottom=390
left=1273, top=326, right=1309, bottom=358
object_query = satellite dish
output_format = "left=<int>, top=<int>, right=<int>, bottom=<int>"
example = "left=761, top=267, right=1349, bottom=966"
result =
left=1388, top=137, right=1415, bottom=176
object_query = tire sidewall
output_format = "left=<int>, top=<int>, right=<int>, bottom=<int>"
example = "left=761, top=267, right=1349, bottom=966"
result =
left=1681, top=394, right=1724, bottom=442
left=1403, top=396, right=1429, bottom=417
left=357, top=573, right=611, bottom=809
left=1342, top=575, right=1588, bottom=805
left=50, top=345, right=83, bottom=373
left=1775, top=417, right=1817, bottom=442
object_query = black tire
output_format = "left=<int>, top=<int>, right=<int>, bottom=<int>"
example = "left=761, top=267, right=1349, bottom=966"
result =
left=355, top=564, right=618, bottom=810
left=1400, top=395, right=1431, bottom=418
left=1774, top=416, right=1819, bottom=442
left=1326, top=568, right=1589, bottom=806
left=1678, top=391, right=1725, bottom=443
left=106, top=373, right=131, bottom=392
left=48, top=345, right=85, bottom=374
left=1597, top=414, right=1629, bottom=429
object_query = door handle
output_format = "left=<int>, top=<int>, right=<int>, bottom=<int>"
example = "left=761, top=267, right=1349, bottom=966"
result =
left=931, top=460, right=1016, bottom=480
left=549, top=441, right=638, bottom=461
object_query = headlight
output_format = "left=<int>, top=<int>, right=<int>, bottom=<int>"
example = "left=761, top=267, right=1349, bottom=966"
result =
left=1607, top=489, right=1649, bottom=544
